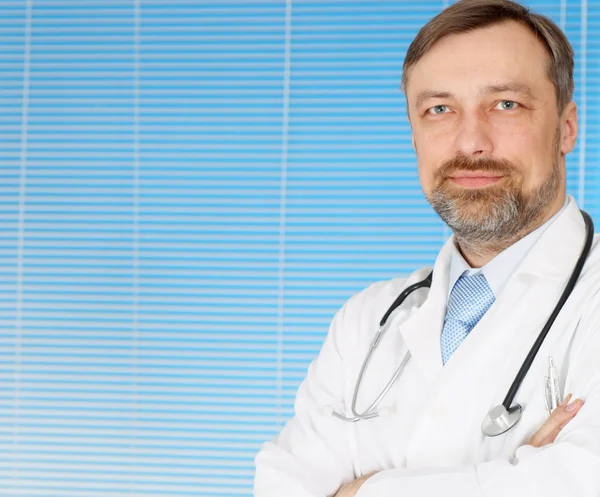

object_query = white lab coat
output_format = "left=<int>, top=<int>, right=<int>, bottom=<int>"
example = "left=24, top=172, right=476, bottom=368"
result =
left=254, top=199, right=600, bottom=497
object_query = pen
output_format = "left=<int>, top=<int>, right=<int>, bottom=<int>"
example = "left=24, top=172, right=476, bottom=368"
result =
left=545, top=356, right=561, bottom=417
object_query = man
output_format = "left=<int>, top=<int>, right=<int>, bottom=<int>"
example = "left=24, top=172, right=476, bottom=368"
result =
left=254, top=1, right=600, bottom=495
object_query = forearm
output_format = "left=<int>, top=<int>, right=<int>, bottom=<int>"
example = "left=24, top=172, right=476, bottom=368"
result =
left=355, top=441, right=600, bottom=497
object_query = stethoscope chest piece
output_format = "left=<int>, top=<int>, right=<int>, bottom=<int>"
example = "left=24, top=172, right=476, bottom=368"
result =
left=481, top=403, right=523, bottom=437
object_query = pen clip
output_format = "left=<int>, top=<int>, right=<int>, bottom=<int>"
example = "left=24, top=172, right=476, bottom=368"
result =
left=546, top=356, right=562, bottom=415
left=544, top=376, right=552, bottom=417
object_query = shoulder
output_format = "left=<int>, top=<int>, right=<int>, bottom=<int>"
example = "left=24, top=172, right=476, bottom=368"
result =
left=344, top=266, right=432, bottom=314
left=563, top=236, right=600, bottom=393
left=330, top=267, right=432, bottom=350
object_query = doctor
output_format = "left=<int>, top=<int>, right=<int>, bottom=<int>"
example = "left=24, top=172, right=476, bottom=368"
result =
left=254, top=0, right=600, bottom=496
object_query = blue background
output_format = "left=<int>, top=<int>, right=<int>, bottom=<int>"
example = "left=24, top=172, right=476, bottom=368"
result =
left=1, top=0, right=599, bottom=495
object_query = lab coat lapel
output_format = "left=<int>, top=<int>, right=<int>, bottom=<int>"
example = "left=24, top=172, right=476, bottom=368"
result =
left=516, top=199, right=587, bottom=279
left=398, top=238, right=454, bottom=385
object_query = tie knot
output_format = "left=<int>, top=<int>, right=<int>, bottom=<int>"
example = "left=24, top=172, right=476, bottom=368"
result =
left=446, top=273, right=495, bottom=328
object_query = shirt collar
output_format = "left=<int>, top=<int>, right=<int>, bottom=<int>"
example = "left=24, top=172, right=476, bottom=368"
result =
left=448, top=196, right=571, bottom=300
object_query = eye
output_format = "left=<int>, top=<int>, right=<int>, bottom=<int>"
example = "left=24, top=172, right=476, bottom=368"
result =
left=496, top=100, right=519, bottom=110
left=427, top=105, right=449, bottom=115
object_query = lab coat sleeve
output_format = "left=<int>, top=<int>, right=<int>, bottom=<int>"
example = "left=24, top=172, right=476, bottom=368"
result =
left=356, top=308, right=600, bottom=497
left=355, top=410, right=600, bottom=497
left=254, top=287, right=377, bottom=497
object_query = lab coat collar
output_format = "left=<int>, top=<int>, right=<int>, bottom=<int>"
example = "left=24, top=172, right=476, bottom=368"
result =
left=510, top=196, right=586, bottom=280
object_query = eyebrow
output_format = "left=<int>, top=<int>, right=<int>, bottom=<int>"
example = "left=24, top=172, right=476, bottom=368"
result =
left=483, top=82, right=537, bottom=99
left=414, top=82, right=537, bottom=108
left=415, top=91, right=452, bottom=108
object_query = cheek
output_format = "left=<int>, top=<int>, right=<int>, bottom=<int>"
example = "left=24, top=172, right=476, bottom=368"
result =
left=416, top=154, right=441, bottom=196
left=495, top=126, right=554, bottom=186
left=414, top=134, right=453, bottom=193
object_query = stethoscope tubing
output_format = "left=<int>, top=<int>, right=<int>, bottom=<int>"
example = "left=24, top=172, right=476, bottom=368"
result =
left=379, top=272, right=433, bottom=327
left=500, top=210, right=594, bottom=409
left=350, top=344, right=411, bottom=420
left=334, top=274, right=433, bottom=422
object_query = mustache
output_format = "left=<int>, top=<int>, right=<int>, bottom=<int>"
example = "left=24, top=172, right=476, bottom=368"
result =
left=434, top=156, right=518, bottom=181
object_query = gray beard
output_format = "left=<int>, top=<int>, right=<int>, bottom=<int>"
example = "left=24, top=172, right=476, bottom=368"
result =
left=428, top=155, right=561, bottom=254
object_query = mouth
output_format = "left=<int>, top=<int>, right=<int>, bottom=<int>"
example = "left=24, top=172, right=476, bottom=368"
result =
left=447, top=171, right=505, bottom=188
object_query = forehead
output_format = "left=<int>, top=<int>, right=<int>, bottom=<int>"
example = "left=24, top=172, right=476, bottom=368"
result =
left=406, top=21, right=553, bottom=100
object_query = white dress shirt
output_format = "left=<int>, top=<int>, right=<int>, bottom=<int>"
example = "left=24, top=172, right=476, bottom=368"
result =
left=448, top=196, right=571, bottom=300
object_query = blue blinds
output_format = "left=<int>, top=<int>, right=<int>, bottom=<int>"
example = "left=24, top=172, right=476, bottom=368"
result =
left=0, top=1, right=598, bottom=496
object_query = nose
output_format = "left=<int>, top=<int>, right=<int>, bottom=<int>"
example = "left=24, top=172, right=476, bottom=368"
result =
left=453, top=111, right=494, bottom=157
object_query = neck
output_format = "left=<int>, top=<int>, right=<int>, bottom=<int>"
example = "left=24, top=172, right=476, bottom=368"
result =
left=455, top=238, right=512, bottom=268
left=456, top=194, right=566, bottom=268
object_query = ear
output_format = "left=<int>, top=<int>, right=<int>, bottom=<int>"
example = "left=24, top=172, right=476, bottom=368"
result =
left=560, top=101, right=578, bottom=155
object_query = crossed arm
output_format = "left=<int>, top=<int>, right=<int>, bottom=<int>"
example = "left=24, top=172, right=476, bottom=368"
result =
left=334, top=394, right=584, bottom=497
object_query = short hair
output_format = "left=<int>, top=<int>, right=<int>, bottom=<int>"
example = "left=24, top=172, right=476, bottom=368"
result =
left=401, top=0, right=574, bottom=112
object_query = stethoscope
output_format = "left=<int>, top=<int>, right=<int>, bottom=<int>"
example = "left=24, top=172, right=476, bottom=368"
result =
left=331, top=210, right=594, bottom=437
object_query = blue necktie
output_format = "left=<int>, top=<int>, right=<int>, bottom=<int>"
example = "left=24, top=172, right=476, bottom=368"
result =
left=440, top=273, right=495, bottom=365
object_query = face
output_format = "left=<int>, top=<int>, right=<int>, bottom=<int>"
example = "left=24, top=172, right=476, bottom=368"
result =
left=405, top=21, right=578, bottom=247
